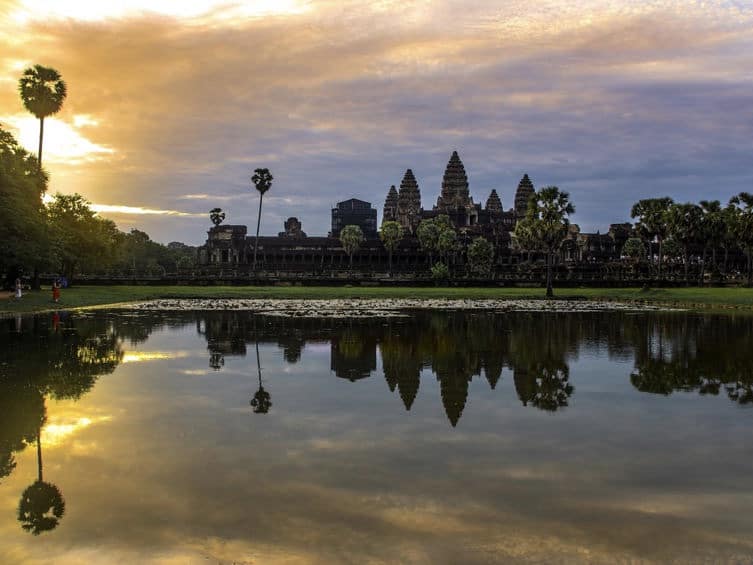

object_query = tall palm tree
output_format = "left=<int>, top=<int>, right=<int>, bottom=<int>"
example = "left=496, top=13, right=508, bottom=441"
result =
left=251, top=168, right=273, bottom=272
left=699, top=200, right=724, bottom=282
left=514, top=186, right=575, bottom=297
left=18, top=65, right=67, bottom=169
left=339, top=224, right=364, bottom=272
left=631, top=197, right=674, bottom=281
left=729, top=192, right=753, bottom=286
left=666, top=202, right=703, bottom=284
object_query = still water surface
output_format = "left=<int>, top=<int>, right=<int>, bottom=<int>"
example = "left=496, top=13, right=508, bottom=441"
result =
left=1, top=309, right=752, bottom=563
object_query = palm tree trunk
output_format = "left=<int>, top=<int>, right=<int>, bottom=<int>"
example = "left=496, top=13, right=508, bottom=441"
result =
left=546, top=251, right=553, bottom=298
left=256, top=341, right=262, bottom=388
left=252, top=192, right=264, bottom=272
left=33, top=117, right=45, bottom=292
left=658, top=237, right=663, bottom=282
left=684, top=248, right=690, bottom=285
left=388, top=250, right=392, bottom=277
left=748, top=248, right=752, bottom=286
left=37, top=428, right=43, bottom=482
left=38, top=117, right=44, bottom=168
left=699, top=247, right=707, bottom=287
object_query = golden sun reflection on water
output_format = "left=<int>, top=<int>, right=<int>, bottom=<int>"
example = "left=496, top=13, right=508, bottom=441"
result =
left=42, top=416, right=112, bottom=447
left=121, top=351, right=191, bottom=363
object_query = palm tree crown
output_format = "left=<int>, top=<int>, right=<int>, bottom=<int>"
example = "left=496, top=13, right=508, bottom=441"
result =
left=18, top=65, right=67, bottom=169
left=209, top=208, right=225, bottom=227
left=251, top=168, right=273, bottom=195
left=18, top=65, right=67, bottom=120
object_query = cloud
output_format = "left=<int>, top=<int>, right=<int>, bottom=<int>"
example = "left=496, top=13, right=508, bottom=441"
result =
left=89, top=204, right=202, bottom=217
left=1, top=1, right=752, bottom=243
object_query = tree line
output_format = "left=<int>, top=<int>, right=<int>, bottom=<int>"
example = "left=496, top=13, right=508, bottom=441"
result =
left=1, top=64, right=198, bottom=287
left=0, top=129, right=196, bottom=286
left=326, top=186, right=753, bottom=293
left=629, top=195, right=753, bottom=285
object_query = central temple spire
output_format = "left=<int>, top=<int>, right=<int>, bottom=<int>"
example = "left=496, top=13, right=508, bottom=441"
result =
left=436, top=150, right=471, bottom=210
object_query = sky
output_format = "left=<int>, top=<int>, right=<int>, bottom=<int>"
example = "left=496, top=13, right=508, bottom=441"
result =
left=1, top=0, right=752, bottom=245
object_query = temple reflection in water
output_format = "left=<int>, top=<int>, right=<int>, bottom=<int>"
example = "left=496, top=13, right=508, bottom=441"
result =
left=191, top=309, right=753, bottom=426
left=1, top=308, right=753, bottom=552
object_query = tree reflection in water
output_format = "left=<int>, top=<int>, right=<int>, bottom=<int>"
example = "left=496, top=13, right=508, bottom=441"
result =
left=3, top=309, right=753, bottom=495
left=18, top=427, right=65, bottom=535
left=0, top=312, right=126, bottom=534
left=250, top=342, right=272, bottom=414
left=196, top=310, right=753, bottom=426
left=629, top=314, right=753, bottom=405
left=197, top=310, right=579, bottom=426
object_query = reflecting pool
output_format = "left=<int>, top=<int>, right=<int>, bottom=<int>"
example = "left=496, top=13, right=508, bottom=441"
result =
left=1, top=309, right=752, bottom=563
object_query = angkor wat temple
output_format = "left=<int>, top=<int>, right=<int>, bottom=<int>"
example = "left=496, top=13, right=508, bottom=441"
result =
left=198, top=151, right=631, bottom=275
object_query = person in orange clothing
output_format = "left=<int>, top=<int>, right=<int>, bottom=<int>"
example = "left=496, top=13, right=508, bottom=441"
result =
left=52, top=278, right=61, bottom=303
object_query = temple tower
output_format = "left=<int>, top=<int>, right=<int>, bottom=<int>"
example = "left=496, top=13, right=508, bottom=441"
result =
left=514, top=174, right=535, bottom=219
left=436, top=150, right=472, bottom=211
left=485, top=189, right=502, bottom=215
left=382, top=185, right=398, bottom=224
left=396, top=169, right=422, bottom=234
left=434, top=151, right=478, bottom=227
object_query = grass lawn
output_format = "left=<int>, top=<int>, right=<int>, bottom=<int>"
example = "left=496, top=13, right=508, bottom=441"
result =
left=1, top=285, right=752, bottom=315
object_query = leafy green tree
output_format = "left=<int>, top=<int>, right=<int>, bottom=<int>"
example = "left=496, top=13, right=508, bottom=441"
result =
left=437, top=229, right=458, bottom=274
left=666, top=203, right=703, bottom=283
left=661, top=238, right=682, bottom=267
left=18, top=65, right=67, bottom=168
left=434, top=214, right=452, bottom=232
left=510, top=218, right=541, bottom=265
left=721, top=204, right=739, bottom=275
left=111, top=229, right=183, bottom=276
left=339, top=224, right=363, bottom=271
left=631, top=197, right=673, bottom=279
left=0, top=127, right=48, bottom=284
left=430, top=261, right=449, bottom=282
left=177, top=255, right=194, bottom=271
left=514, top=186, right=575, bottom=297
left=0, top=382, right=45, bottom=480
left=622, top=237, right=645, bottom=262
left=251, top=168, right=273, bottom=272
left=728, top=192, right=753, bottom=285
left=47, top=193, right=118, bottom=281
left=416, top=218, right=440, bottom=263
left=209, top=207, right=225, bottom=227
left=467, top=237, right=493, bottom=277
left=379, top=220, right=403, bottom=276
left=699, top=200, right=725, bottom=275
left=417, top=215, right=455, bottom=270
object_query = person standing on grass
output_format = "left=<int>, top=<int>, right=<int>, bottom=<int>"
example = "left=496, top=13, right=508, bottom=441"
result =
left=52, top=279, right=61, bottom=303
left=15, top=278, right=22, bottom=300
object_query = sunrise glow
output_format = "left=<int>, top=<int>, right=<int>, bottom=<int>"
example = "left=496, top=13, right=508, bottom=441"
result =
left=1, top=114, right=113, bottom=163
